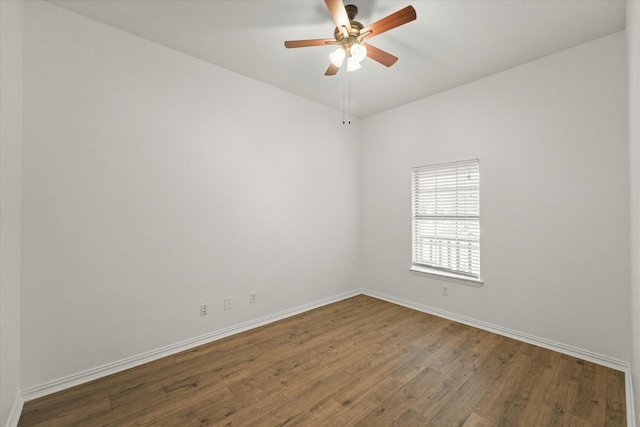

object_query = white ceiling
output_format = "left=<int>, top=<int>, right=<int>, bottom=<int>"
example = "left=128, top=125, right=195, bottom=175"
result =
left=46, top=0, right=626, bottom=118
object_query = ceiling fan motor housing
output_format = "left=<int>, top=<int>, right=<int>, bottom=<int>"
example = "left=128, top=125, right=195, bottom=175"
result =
left=334, top=4, right=364, bottom=50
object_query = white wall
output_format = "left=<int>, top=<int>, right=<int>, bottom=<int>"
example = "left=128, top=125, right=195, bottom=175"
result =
left=21, top=1, right=360, bottom=389
left=0, top=1, right=23, bottom=425
left=628, top=0, right=640, bottom=421
left=361, top=32, right=630, bottom=362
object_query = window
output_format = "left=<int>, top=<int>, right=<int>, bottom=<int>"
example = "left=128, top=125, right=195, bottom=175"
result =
left=411, top=159, right=481, bottom=284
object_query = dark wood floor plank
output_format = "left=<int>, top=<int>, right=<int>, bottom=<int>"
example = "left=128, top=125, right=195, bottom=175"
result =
left=574, top=360, right=611, bottom=425
left=411, top=328, right=505, bottom=424
left=512, top=346, right=563, bottom=425
left=462, top=412, right=495, bottom=427
left=424, top=367, right=495, bottom=426
left=605, top=365, right=628, bottom=426
left=282, top=368, right=355, bottom=407
left=29, top=397, right=110, bottom=427
left=114, top=387, right=235, bottom=427
left=17, top=295, right=627, bottom=427
left=252, top=399, right=323, bottom=427
left=390, top=409, right=431, bottom=426
left=500, top=346, right=560, bottom=425
left=324, top=398, right=379, bottom=427
left=334, top=373, right=404, bottom=413
left=306, top=395, right=344, bottom=420
left=466, top=342, right=537, bottom=424
left=533, top=356, right=583, bottom=426
left=358, top=366, right=443, bottom=425
left=212, top=391, right=291, bottom=427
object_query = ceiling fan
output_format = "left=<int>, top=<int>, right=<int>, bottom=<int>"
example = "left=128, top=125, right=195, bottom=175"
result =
left=284, top=0, right=417, bottom=76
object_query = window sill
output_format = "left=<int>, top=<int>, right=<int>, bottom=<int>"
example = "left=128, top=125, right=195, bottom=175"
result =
left=410, top=265, right=484, bottom=287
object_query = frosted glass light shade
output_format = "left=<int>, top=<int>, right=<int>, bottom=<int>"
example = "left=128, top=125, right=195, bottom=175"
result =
left=347, top=57, right=361, bottom=71
left=350, top=43, right=367, bottom=62
left=329, top=48, right=346, bottom=67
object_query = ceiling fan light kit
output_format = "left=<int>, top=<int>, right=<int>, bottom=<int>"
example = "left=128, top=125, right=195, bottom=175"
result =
left=347, top=57, right=361, bottom=71
left=284, top=0, right=417, bottom=76
left=329, top=44, right=367, bottom=69
left=350, top=43, right=367, bottom=62
left=329, top=48, right=346, bottom=67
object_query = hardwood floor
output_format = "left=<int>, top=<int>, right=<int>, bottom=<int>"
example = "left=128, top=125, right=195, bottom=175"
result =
left=18, top=295, right=627, bottom=426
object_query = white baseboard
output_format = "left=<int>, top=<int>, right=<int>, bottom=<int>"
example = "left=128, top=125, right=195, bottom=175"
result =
left=363, top=289, right=636, bottom=427
left=21, top=289, right=361, bottom=403
left=4, top=393, right=24, bottom=427
left=16, top=288, right=637, bottom=427
left=626, top=372, right=637, bottom=427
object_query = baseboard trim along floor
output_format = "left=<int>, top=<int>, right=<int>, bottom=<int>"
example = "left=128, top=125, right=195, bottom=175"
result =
left=363, top=289, right=636, bottom=427
left=15, top=288, right=636, bottom=427
left=20, top=289, right=361, bottom=403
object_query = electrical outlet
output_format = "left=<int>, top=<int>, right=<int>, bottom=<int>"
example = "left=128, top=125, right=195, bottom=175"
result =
left=442, top=286, right=449, bottom=296
left=200, top=304, right=208, bottom=316
left=250, top=292, right=257, bottom=304
left=224, top=297, right=232, bottom=310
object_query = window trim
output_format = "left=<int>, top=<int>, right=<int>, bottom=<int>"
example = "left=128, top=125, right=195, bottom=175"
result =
left=411, top=159, right=482, bottom=286
left=409, top=264, right=484, bottom=287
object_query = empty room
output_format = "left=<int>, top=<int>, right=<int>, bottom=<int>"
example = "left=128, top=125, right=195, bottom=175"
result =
left=1, top=0, right=639, bottom=426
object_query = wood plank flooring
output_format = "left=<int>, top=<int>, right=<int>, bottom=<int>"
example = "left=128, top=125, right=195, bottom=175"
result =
left=18, top=295, right=627, bottom=426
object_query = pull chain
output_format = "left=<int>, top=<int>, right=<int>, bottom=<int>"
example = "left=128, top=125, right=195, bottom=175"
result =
left=342, top=68, right=351, bottom=125
left=348, top=72, right=351, bottom=124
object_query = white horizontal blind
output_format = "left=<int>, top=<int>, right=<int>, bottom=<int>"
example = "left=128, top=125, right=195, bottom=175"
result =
left=412, top=159, right=480, bottom=278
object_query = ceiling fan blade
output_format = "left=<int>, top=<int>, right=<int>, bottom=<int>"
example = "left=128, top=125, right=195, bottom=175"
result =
left=363, top=43, right=398, bottom=67
left=285, top=38, right=336, bottom=49
left=325, top=63, right=340, bottom=76
left=361, top=5, right=416, bottom=40
left=324, top=0, right=352, bottom=33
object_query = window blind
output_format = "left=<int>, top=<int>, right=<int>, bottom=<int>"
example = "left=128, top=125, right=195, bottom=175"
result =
left=412, top=159, right=480, bottom=279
